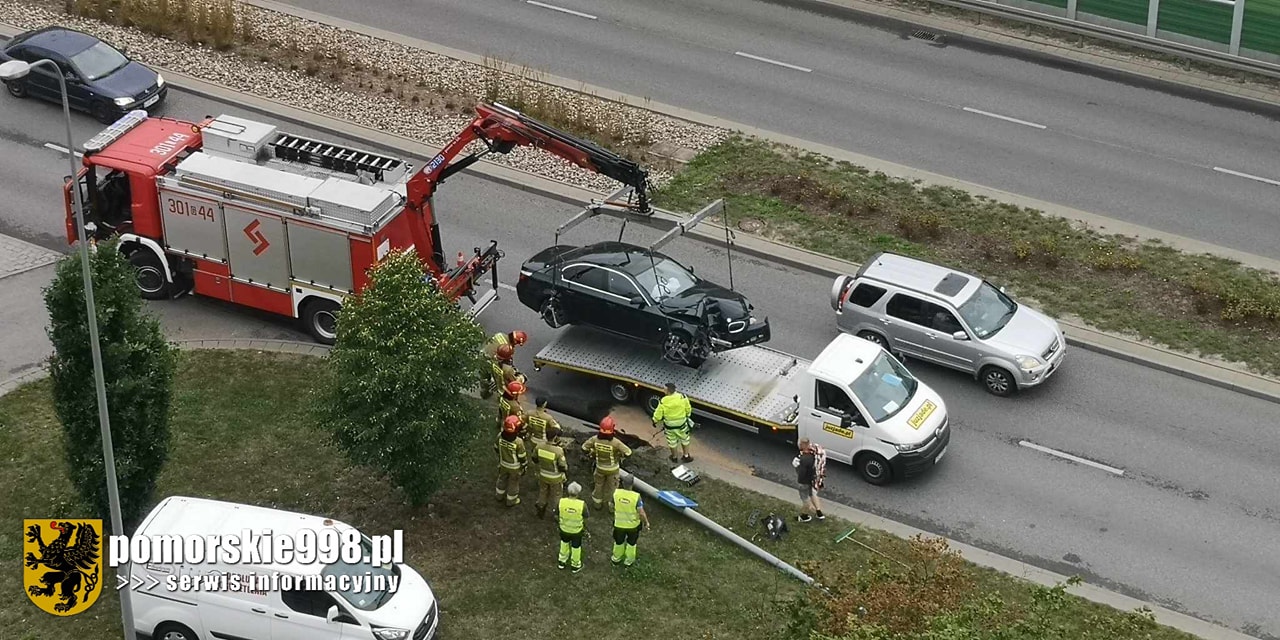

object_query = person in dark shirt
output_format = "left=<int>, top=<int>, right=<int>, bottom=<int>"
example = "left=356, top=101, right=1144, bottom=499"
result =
left=792, top=439, right=824, bottom=522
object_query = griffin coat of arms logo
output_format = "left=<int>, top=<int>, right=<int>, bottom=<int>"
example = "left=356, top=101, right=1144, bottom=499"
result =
left=23, top=519, right=103, bottom=615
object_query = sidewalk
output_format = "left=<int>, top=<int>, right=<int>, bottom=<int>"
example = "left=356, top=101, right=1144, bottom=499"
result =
left=0, top=235, right=59, bottom=379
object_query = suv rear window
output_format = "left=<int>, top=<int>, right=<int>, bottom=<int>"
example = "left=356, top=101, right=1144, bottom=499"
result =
left=848, top=283, right=887, bottom=308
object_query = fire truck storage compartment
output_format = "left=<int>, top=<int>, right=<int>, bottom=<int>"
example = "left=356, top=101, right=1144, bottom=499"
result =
left=286, top=222, right=354, bottom=292
left=224, top=204, right=290, bottom=290
left=157, top=184, right=228, bottom=262
left=199, top=114, right=279, bottom=162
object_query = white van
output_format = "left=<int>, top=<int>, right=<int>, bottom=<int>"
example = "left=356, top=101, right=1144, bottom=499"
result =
left=129, top=496, right=438, bottom=640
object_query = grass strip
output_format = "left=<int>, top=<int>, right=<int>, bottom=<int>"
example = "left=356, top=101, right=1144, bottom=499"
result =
left=0, top=351, right=1193, bottom=639
left=654, top=136, right=1280, bottom=377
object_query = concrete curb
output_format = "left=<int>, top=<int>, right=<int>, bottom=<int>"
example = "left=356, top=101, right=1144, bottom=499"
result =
left=0, top=347, right=1259, bottom=639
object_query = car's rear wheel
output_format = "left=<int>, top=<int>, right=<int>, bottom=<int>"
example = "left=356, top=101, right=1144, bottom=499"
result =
left=540, top=296, right=569, bottom=329
left=981, top=365, right=1016, bottom=397
left=5, top=80, right=28, bottom=98
left=856, top=330, right=888, bottom=349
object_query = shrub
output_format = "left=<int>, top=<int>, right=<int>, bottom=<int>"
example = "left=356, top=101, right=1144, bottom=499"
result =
left=1087, top=244, right=1142, bottom=272
left=1034, top=234, right=1061, bottom=269
left=43, top=241, right=178, bottom=529
left=895, top=212, right=943, bottom=241
left=315, top=250, right=490, bottom=505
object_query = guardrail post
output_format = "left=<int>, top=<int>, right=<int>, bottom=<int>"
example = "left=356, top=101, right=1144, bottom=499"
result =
left=1230, top=0, right=1247, bottom=55
left=1066, top=0, right=1077, bottom=21
left=1145, top=0, right=1161, bottom=37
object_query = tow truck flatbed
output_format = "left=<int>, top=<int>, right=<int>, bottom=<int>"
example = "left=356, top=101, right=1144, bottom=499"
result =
left=533, top=326, right=806, bottom=438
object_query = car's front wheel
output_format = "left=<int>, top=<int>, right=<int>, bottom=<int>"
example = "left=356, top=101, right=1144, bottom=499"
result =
left=92, top=101, right=116, bottom=124
left=5, top=80, right=28, bottom=98
left=664, top=330, right=708, bottom=368
left=981, top=365, right=1016, bottom=397
left=540, top=296, right=569, bottom=329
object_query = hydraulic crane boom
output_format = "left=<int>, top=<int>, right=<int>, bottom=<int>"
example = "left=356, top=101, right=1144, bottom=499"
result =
left=406, top=102, right=651, bottom=214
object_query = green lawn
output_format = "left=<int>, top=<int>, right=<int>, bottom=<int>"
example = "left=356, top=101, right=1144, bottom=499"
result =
left=654, top=136, right=1280, bottom=377
left=0, top=351, right=1196, bottom=640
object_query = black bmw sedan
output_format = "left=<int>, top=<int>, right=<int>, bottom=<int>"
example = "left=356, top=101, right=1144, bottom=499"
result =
left=517, top=241, right=770, bottom=367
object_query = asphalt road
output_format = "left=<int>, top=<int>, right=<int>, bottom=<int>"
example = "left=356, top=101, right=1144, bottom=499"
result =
left=2, top=88, right=1278, bottom=637
left=273, top=0, right=1280, bottom=260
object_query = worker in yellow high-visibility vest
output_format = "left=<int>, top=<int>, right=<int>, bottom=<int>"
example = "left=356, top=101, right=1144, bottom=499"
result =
left=652, top=382, right=695, bottom=464
left=556, top=482, right=588, bottom=573
left=611, top=474, right=650, bottom=567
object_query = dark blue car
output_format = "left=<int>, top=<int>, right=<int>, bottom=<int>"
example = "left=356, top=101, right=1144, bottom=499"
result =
left=2, top=27, right=166, bottom=124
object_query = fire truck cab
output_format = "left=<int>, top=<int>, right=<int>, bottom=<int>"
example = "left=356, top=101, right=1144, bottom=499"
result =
left=64, top=110, right=500, bottom=343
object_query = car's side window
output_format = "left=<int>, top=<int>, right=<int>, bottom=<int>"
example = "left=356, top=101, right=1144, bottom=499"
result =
left=849, top=283, right=887, bottom=308
left=815, top=380, right=858, bottom=418
left=606, top=271, right=642, bottom=300
left=885, top=293, right=926, bottom=325
left=920, top=301, right=964, bottom=334
left=564, top=265, right=607, bottom=291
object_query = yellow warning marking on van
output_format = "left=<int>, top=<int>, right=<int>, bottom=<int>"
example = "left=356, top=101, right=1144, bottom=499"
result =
left=907, top=400, right=937, bottom=429
left=823, top=423, right=854, bottom=439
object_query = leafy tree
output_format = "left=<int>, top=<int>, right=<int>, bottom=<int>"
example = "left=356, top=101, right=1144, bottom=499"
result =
left=44, top=241, right=177, bottom=529
left=318, top=249, right=489, bottom=505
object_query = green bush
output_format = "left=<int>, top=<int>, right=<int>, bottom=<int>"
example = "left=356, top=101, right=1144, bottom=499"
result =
left=43, top=241, right=177, bottom=529
left=315, top=250, right=490, bottom=505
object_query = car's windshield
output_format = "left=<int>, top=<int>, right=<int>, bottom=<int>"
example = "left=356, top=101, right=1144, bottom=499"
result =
left=632, top=257, right=698, bottom=301
left=957, top=281, right=1018, bottom=338
left=320, top=535, right=398, bottom=611
left=850, top=351, right=918, bottom=422
left=69, top=41, right=129, bottom=81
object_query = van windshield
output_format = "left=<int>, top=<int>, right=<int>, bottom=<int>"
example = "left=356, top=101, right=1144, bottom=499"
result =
left=957, top=281, right=1017, bottom=338
left=849, top=351, right=918, bottom=422
left=321, top=536, right=399, bottom=611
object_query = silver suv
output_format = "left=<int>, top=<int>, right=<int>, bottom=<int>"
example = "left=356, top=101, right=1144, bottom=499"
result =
left=830, top=252, right=1065, bottom=396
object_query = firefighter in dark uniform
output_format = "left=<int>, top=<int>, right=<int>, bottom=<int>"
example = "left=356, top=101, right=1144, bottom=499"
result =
left=495, top=415, right=528, bottom=507
left=581, top=415, right=632, bottom=512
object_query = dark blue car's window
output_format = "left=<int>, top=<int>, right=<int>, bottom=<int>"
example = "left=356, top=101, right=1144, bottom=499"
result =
left=69, top=42, right=128, bottom=81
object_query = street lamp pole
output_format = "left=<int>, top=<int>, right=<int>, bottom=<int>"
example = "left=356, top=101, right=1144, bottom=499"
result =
left=0, top=59, right=136, bottom=638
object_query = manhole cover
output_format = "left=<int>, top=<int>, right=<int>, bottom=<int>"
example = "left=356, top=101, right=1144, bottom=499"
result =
left=737, top=218, right=765, bottom=232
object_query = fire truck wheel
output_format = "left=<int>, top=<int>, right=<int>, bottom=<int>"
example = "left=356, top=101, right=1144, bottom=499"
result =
left=303, top=299, right=342, bottom=345
left=128, top=251, right=171, bottom=300
left=5, top=80, right=28, bottom=98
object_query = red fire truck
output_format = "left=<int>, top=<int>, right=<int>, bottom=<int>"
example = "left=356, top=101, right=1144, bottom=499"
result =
left=62, top=102, right=651, bottom=343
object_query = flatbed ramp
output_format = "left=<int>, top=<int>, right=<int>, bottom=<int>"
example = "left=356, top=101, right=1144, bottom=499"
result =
left=533, top=327, right=807, bottom=432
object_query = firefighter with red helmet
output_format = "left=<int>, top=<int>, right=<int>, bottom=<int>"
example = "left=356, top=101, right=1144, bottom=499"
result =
left=581, top=415, right=633, bottom=511
left=484, top=330, right=529, bottom=358
left=498, top=380, right=528, bottom=434
left=495, top=415, right=528, bottom=507
left=496, top=344, right=526, bottom=386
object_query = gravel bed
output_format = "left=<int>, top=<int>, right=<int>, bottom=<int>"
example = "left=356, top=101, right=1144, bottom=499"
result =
left=0, top=2, right=728, bottom=194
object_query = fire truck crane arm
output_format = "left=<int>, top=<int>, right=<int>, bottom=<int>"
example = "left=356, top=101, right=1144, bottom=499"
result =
left=410, top=102, right=652, bottom=214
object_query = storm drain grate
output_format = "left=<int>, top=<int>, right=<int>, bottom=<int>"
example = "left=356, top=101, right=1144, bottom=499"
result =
left=909, top=29, right=947, bottom=46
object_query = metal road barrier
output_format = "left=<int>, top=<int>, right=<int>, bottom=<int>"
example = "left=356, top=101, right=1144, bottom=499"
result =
left=907, top=0, right=1280, bottom=81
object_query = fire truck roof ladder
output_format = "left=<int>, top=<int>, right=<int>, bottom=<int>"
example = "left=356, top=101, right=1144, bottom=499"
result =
left=272, top=132, right=407, bottom=184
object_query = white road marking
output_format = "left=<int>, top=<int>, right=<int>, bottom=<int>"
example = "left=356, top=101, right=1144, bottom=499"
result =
left=733, top=51, right=813, bottom=73
left=962, top=107, right=1047, bottom=130
left=498, top=282, right=518, bottom=292
left=1018, top=440, right=1125, bottom=476
left=525, top=0, right=597, bottom=20
left=1212, top=166, right=1280, bottom=187
left=43, top=142, right=83, bottom=158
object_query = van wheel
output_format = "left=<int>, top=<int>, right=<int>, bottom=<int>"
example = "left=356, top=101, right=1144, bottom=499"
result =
left=5, top=80, right=28, bottom=98
left=303, top=299, right=342, bottom=345
left=609, top=382, right=633, bottom=403
left=154, top=622, right=198, bottom=640
left=855, top=452, right=892, bottom=485
left=541, top=296, right=569, bottom=328
left=128, top=251, right=171, bottom=300
left=980, top=366, right=1016, bottom=397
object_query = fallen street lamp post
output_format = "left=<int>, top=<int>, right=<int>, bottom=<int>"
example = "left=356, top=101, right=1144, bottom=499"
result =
left=0, top=58, right=136, bottom=639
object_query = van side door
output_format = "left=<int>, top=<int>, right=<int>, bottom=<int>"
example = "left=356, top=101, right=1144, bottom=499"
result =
left=272, top=588, right=353, bottom=639
left=801, top=378, right=869, bottom=465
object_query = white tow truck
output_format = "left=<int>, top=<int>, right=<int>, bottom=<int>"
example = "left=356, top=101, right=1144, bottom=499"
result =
left=533, top=327, right=951, bottom=484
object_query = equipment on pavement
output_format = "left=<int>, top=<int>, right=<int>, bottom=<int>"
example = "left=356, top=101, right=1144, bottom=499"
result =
left=61, top=102, right=650, bottom=344
left=671, top=465, right=700, bottom=486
